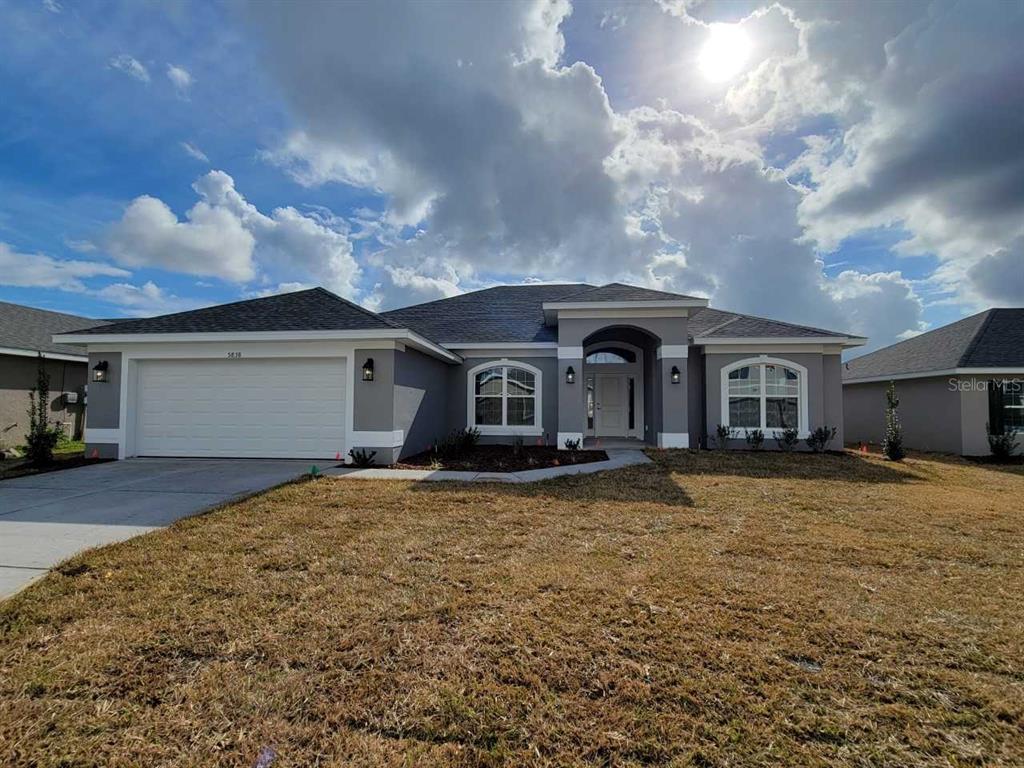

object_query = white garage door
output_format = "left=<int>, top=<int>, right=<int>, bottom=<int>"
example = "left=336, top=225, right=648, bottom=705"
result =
left=136, top=358, right=346, bottom=459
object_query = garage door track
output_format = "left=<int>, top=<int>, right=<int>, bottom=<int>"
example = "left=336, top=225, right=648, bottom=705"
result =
left=0, top=458, right=312, bottom=599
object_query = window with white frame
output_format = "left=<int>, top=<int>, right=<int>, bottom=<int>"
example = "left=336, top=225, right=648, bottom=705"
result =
left=724, top=359, right=805, bottom=433
left=470, top=362, right=540, bottom=432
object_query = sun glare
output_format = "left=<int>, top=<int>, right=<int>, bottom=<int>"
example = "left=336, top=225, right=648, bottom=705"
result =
left=698, top=23, right=751, bottom=83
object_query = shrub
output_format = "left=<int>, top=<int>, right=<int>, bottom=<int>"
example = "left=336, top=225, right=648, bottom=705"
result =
left=435, top=428, right=481, bottom=459
left=713, top=424, right=737, bottom=450
left=881, top=381, right=905, bottom=461
left=744, top=428, right=765, bottom=451
left=25, top=355, right=63, bottom=465
left=563, top=437, right=581, bottom=462
left=805, top=426, right=838, bottom=453
left=987, top=424, right=1020, bottom=462
left=348, top=448, right=377, bottom=467
left=775, top=426, right=800, bottom=452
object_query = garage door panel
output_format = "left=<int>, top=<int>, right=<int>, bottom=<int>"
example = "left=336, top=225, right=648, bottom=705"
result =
left=136, top=358, right=346, bottom=459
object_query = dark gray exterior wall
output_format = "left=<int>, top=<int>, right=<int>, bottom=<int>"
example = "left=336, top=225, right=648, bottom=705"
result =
left=393, top=347, right=450, bottom=458
left=84, top=351, right=122, bottom=457
left=0, top=354, right=87, bottom=449
left=352, top=348, right=395, bottom=433
left=843, top=375, right=962, bottom=454
left=705, top=352, right=842, bottom=450
left=449, top=355, right=558, bottom=446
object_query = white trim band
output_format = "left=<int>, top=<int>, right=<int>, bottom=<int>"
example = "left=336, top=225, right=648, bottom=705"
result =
left=351, top=430, right=405, bottom=448
left=657, top=345, right=689, bottom=359
left=695, top=335, right=866, bottom=348
left=1, top=346, right=88, bottom=362
left=657, top=432, right=689, bottom=449
left=84, top=428, right=123, bottom=444
left=557, top=346, right=584, bottom=359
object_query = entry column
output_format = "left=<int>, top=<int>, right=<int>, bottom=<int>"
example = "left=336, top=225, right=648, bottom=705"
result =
left=657, top=345, right=689, bottom=448
left=556, top=345, right=585, bottom=448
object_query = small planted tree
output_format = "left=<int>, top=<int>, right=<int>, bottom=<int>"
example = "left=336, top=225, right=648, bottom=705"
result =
left=881, top=380, right=905, bottom=461
left=563, top=437, right=581, bottom=463
left=25, top=354, right=62, bottom=465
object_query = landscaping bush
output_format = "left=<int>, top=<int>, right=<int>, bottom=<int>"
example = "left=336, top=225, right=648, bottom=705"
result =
left=805, top=426, right=838, bottom=453
left=433, top=427, right=482, bottom=459
left=881, top=381, right=905, bottom=461
left=24, top=354, right=63, bottom=466
left=987, top=424, right=1020, bottom=462
left=563, top=437, right=581, bottom=462
left=348, top=448, right=377, bottom=467
left=713, top=424, right=736, bottom=449
left=775, top=426, right=800, bottom=452
left=744, top=428, right=765, bottom=451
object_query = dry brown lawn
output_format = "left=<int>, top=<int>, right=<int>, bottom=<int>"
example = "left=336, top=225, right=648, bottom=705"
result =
left=2, top=450, right=1023, bottom=767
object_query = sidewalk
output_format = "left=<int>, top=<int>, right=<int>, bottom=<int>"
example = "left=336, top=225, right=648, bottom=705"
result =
left=323, top=449, right=651, bottom=483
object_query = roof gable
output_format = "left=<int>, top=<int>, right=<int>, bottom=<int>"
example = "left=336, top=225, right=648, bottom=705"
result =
left=68, top=288, right=398, bottom=336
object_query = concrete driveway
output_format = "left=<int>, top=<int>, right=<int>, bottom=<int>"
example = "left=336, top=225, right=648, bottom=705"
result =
left=0, top=458, right=312, bottom=599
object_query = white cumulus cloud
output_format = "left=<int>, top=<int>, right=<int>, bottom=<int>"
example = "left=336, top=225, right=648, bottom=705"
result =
left=0, top=242, right=128, bottom=292
left=109, top=54, right=150, bottom=83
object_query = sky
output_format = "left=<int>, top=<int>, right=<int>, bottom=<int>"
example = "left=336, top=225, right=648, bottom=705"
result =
left=0, top=0, right=1021, bottom=355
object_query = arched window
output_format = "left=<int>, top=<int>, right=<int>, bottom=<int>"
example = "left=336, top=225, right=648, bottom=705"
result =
left=722, top=358, right=808, bottom=434
left=467, top=361, right=542, bottom=434
left=585, top=347, right=636, bottom=364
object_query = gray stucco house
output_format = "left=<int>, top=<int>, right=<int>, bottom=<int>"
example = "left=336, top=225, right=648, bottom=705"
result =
left=53, top=284, right=864, bottom=463
left=1, top=301, right=95, bottom=450
left=844, top=309, right=1024, bottom=456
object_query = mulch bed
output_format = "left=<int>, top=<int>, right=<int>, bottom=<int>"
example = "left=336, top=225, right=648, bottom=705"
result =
left=393, top=444, right=608, bottom=472
left=0, top=453, right=111, bottom=482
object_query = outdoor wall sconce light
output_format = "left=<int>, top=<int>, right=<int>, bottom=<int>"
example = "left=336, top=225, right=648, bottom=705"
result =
left=670, top=365, right=681, bottom=384
left=362, top=358, right=375, bottom=382
left=92, top=360, right=109, bottom=383
left=565, top=365, right=576, bottom=384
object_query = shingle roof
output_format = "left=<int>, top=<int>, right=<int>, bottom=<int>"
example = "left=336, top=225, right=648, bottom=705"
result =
left=382, top=284, right=589, bottom=344
left=68, top=288, right=398, bottom=335
left=0, top=301, right=99, bottom=357
left=843, top=309, right=1024, bottom=380
left=689, top=307, right=858, bottom=339
left=552, top=282, right=704, bottom=303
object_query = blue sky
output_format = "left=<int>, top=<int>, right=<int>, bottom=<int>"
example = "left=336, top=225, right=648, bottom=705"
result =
left=1, top=0, right=1020, bottom=352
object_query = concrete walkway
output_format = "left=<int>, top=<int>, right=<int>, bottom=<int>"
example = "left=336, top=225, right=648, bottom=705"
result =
left=0, top=458, right=310, bottom=599
left=325, top=448, right=651, bottom=483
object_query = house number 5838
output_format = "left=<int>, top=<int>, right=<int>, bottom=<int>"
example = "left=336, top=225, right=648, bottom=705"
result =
left=227, top=352, right=242, bottom=358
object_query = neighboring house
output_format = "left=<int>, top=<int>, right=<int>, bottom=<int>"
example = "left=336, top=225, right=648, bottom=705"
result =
left=0, top=301, right=97, bottom=448
left=53, top=284, right=864, bottom=463
left=843, top=309, right=1024, bottom=456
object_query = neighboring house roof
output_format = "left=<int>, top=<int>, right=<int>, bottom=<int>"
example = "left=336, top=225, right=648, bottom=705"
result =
left=68, top=288, right=399, bottom=335
left=843, top=309, right=1024, bottom=381
left=0, top=301, right=99, bottom=358
left=382, top=284, right=590, bottom=344
left=553, top=282, right=703, bottom=303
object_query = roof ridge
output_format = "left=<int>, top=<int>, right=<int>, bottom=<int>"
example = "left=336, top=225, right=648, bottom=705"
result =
left=957, top=308, right=996, bottom=367
left=849, top=309, right=989, bottom=366
left=700, top=312, right=741, bottom=336
left=312, top=287, right=401, bottom=328
left=382, top=283, right=591, bottom=315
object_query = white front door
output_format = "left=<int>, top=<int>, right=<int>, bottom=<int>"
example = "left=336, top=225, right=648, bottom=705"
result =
left=596, top=374, right=629, bottom=437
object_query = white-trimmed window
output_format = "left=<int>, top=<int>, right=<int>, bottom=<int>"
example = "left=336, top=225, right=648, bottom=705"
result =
left=722, top=357, right=808, bottom=435
left=468, top=360, right=543, bottom=434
